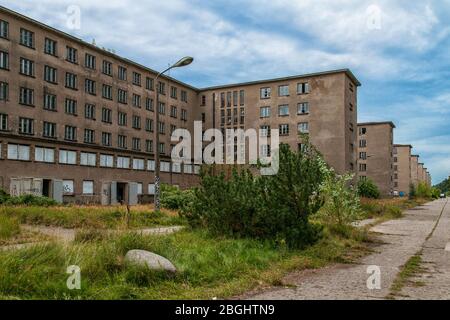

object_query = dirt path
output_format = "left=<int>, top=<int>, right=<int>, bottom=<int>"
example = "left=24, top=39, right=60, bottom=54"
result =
left=244, top=199, right=447, bottom=300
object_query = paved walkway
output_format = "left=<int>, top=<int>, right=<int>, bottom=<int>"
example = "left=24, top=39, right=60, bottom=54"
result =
left=245, top=199, right=448, bottom=300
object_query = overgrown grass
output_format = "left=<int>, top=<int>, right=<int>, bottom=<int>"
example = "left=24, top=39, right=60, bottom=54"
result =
left=388, top=252, right=425, bottom=298
left=0, top=226, right=370, bottom=300
left=360, top=198, right=428, bottom=222
left=0, top=215, right=21, bottom=240
left=0, top=205, right=185, bottom=230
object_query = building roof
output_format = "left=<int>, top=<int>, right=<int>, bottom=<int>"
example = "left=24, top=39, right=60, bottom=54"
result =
left=411, top=155, right=420, bottom=158
left=394, top=144, right=413, bottom=148
left=199, top=69, right=361, bottom=91
left=358, top=121, right=396, bottom=129
left=0, top=5, right=362, bottom=94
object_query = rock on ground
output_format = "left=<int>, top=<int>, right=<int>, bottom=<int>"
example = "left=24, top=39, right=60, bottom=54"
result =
left=124, top=250, right=177, bottom=273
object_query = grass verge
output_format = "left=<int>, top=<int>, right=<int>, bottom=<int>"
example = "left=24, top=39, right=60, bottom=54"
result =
left=0, top=205, right=184, bottom=230
left=360, top=198, right=428, bottom=223
left=388, top=251, right=425, bottom=299
left=0, top=225, right=370, bottom=300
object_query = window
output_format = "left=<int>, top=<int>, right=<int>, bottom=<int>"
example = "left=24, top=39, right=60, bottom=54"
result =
left=0, top=20, right=9, bottom=39
left=278, top=105, right=289, bottom=116
left=158, top=81, right=166, bottom=95
left=64, top=126, right=77, bottom=141
left=102, top=84, right=112, bottom=100
left=118, top=89, right=128, bottom=104
left=20, top=28, right=34, bottom=48
left=65, top=72, right=77, bottom=89
left=66, top=46, right=77, bottom=63
left=278, top=85, right=289, bottom=96
left=158, top=121, right=165, bottom=134
left=159, top=142, right=165, bottom=154
left=0, top=113, right=8, bottom=131
left=133, top=158, right=145, bottom=170
left=161, top=161, right=171, bottom=172
left=298, top=122, right=309, bottom=134
left=118, top=135, right=127, bottom=149
left=133, top=72, right=141, bottom=86
left=19, top=87, right=34, bottom=106
left=359, top=140, right=367, bottom=148
left=59, top=150, right=77, bottom=165
left=279, top=124, right=289, bottom=136
left=85, top=79, right=96, bottom=95
left=101, top=108, right=112, bottom=124
left=146, top=77, right=154, bottom=90
left=181, top=109, right=188, bottom=121
left=65, top=99, right=77, bottom=115
left=0, top=51, right=8, bottom=69
left=44, top=38, right=57, bottom=56
left=146, top=140, right=153, bottom=153
left=83, top=181, right=94, bottom=195
left=100, top=154, right=114, bottom=168
left=170, top=86, right=178, bottom=99
left=43, top=122, right=56, bottom=138
left=42, top=95, right=57, bottom=112
left=132, top=138, right=141, bottom=151
left=201, top=113, right=206, bottom=123
left=148, top=184, right=156, bottom=195
left=181, top=90, right=188, bottom=102
left=102, top=132, right=112, bottom=146
left=118, top=66, right=127, bottom=80
left=226, top=92, right=232, bottom=107
left=80, top=152, right=96, bottom=166
left=147, top=160, right=155, bottom=171
left=35, top=147, right=54, bottom=163
left=117, top=156, right=130, bottom=169
left=20, top=58, right=34, bottom=76
left=146, top=98, right=154, bottom=111
left=158, top=102, right=166, bottom=115
left=84, top=129, right=95, bottom=144
left=8, top=144, right=30, bottom=161
left=170, top=106, right=178, bottom=118
left=172, top=162, right=182, bottom=173
left=132, top=115, right=141, bottom=130
left=170, top=125, right=177, bottom=135
left=359, top=127, right=367, bottom=136
left=102, top=60, right=112, bottom=76
left=19, top=118, right=34, bottom=135
left=394, top=157, right=398, bottom=163
left=184, top=164, right=193, bottom=174
left=260, top=106, right=271, bottom=118
left=201, top=95, right=206, bottom=106
left=260, top=144, right=271, bottom=157
left=0, top=82, right=8, bottom=101
left=63, top=180, right=74, bottom=195
left=220, top=93, right=225, bottom=108
left=240, top=90, right=245, bottom=106
left=297, top=82, right=310, bottom=94
left=85, top=104, right=96, bottom=120
left=298, top=102, right=310, bottom=115
left=260, top=125, right=271, bottom=137
left=137, top=183, right=143, bottom=195
left=118, top=112, right=127, bottom=126
left=359, top=152, right=367, bottom=160
left=260, top=87, right=271, bottom=99
left=44, top=65, right=57, bottom=83
left=85, top=53, right=96, bottom=69
left=133, top=94, right=141, bottom=108
left=359, top=163, right=367, bottom=172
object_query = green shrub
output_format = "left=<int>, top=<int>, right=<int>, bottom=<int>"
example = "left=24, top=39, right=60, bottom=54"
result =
left=0, top=189, right=11, bottom=204
left=0, top=215, right=21, bottom=240
left=160, top=185, right=195, bottom=210
left=357, top=179, right=380, bottom=199
left=183, top=142, right=326, bottom=249
left=417, top=182, right=433, bottom=199
left=409, top=183, right=417, bottom=200
left=2, top=194, right=57, bottom=207
left=318, top=172, right=363, bottom=226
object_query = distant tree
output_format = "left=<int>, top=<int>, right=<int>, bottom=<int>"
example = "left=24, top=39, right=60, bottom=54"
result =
left=409, top=183, right=417, bottom=200
left=357, top=179, right=380, bottom=199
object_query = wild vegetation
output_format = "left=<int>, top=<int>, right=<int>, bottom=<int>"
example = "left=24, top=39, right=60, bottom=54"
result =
left=357, top=178, right=380, bottom=199
left=0, top=190, right=57, bottom=207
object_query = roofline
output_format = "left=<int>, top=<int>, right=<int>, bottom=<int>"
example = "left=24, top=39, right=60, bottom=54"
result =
left=0, top=5, right=199, bottom=91
left=394, top=144, right=413, bottom=148
left=412, top=155, right=420, bottom=158
left=199, top=69, right=361, bottom=91
left=358, top=121, right=396, bottom=129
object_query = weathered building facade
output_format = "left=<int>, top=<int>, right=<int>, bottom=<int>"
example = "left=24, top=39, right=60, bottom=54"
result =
left=393, top=144, right=412, bottom=197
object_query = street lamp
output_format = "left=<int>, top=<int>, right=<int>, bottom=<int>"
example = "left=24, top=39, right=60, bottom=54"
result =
left=154, top=56, right=194, bottom=212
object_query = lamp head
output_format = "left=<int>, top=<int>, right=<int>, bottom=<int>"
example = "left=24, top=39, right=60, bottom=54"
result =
left=173, top=56, right=194, bottom=68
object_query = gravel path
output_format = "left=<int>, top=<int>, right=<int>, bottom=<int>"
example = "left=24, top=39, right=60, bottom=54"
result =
left=244, top=199, right=447, bottom=300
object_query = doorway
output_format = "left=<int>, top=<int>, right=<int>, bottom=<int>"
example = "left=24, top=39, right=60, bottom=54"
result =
left=43, top=180, right=52, bottom=198
left=116, top=183, right=126, bottom=204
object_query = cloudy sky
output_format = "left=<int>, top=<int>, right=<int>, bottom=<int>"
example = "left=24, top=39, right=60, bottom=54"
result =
left=2, top=0, right=449, bottom=183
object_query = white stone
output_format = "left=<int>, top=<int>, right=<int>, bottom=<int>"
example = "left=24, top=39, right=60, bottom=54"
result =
left=124, top=250, right=177, bottom=273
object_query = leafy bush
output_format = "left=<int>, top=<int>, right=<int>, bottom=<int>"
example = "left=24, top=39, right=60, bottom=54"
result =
left=318, top=172, right=363, bottom=226
left=409, top=183, right=417, bottom=200
left=0, top=191, right=57, bottom=207
left=0, top=215, right=21, bottom=240
left=357, top=179, right=380, bottom=199
left=183, top=142, right=326, bottom=249
left=0, top=189, right=10, bottom=204
left=416, top=182, right=433, bottom=199
left=160, top=185, right=195, bottom=211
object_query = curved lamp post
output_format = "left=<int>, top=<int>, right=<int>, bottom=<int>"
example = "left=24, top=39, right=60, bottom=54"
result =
left=154, top=56, right=194, bottom=211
